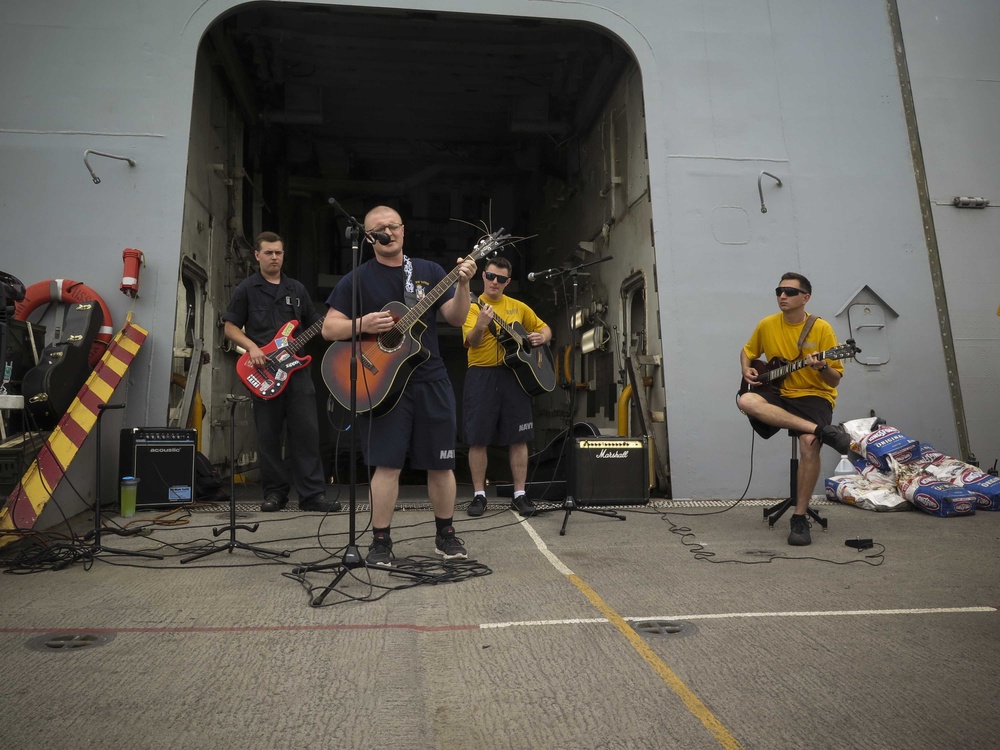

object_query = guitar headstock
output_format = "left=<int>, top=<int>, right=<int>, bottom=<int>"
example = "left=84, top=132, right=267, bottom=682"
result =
left=469, top=228, right=513, bottom=262
left=828, top=339, right=862, bottom=361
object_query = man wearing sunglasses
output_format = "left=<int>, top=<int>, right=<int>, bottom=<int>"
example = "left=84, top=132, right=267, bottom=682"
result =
left=737, top=272, right=853, bottom=546
left=463, top=257, right=552, bottom=517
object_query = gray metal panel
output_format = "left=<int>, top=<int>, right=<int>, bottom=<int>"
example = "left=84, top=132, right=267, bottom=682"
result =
left=897, top=0, right=1000, bottom=468
left=0, top=0, right=993, bottom=497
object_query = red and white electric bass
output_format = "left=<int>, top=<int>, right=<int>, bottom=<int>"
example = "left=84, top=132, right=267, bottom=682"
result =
left=236, top=318, right=324, bottom=399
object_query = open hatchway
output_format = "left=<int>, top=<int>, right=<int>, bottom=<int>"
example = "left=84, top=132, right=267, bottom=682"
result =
left=179, top=3, right=668, bottom=491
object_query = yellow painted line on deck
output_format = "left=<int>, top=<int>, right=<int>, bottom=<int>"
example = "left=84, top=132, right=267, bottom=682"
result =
left=517, top=514, right=745, bottom=750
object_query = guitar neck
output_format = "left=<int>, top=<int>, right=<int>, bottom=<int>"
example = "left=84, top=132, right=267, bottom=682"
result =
left=392, top=261, right=469, bottom=333
left=762, top=348, right=833, bottom=382
left=471, top=294, right=523, bottom=344
left=286, top=318, right=324, bottom=353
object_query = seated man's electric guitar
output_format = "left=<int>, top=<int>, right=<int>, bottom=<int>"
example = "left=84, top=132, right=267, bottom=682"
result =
left=236, top=318, right=324, bottom=399
left=739, top=340, right=860, bottom=397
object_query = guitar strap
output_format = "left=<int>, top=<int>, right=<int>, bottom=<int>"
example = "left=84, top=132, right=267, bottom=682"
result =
left=795, top=314, right=818, bottom=358
left=402, top=255, right=419, bottom=309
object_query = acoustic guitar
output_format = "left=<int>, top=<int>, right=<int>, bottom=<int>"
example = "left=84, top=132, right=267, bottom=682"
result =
left=469, top=293, right=555, bottom=396
left=322, top=229, right=511, bottom=416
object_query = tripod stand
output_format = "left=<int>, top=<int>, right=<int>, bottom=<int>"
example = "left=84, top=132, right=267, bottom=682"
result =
left=85, top=403, right=162, bottom=560
left=293, top=200, right=436, bottom=603
left=181, top=396, right=289, bottom=563
left=532, top=257, right=625, bottom=535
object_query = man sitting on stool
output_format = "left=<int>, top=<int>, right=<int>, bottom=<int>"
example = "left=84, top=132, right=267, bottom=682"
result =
left=737, top=272, right=853, bottom=546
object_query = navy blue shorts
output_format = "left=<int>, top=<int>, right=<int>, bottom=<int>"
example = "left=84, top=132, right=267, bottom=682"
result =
left=749, top=390, right=833, bottom=439
left=463, top=366, right=534, bottom=446
left=358, top=379, right=457, bottom=470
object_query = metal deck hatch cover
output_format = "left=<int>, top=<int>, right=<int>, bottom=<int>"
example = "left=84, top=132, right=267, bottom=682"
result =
left=633, top=620, right=695, bottom=638
left=27, top=632, right=115, bottom=652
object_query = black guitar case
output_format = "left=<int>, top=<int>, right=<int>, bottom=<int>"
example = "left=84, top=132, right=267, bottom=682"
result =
left=22, top=300, right=102, bottom=429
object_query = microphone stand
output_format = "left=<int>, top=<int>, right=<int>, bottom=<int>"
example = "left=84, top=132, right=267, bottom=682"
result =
left=532, top=256, right=625, bottom=535
left=295, top=200, right=436, bottom=603
left=180, top=395, right=289, bottom=564
left=85, top=403, right=163, bottom=560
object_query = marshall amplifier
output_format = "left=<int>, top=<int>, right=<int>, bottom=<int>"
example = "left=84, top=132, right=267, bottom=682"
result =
left=118, top=427, right=196, bottom=508
left=570, top=437, right=649, bottom=506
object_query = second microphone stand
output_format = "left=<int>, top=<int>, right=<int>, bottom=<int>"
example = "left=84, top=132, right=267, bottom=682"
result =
left=535, top=256, right=625, bottom=535
left=181, top=396, right=289, bottom=564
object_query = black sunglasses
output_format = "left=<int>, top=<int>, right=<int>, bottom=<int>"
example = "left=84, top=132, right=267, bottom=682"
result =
left=484, top=271, right=510, bottom=283
left=775, top=286, right=807, bottom=297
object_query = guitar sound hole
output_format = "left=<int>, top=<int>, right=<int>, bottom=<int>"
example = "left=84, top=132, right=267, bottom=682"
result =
left=379, top=330, right=404, bottom=351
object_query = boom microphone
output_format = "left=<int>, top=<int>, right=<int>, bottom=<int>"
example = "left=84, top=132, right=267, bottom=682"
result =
left=369, top=232, right=391, bottom=245
left=527, top=268, right=559, bottom=282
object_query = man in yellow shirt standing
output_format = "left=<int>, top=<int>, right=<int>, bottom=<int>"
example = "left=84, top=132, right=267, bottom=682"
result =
left=463, top=257, right=552, bottom=518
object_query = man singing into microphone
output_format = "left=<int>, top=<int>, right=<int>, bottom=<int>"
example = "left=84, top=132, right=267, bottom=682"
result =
left=322, top=205, right=477, bottom=565
left=464, top=256, right=552, bottom=517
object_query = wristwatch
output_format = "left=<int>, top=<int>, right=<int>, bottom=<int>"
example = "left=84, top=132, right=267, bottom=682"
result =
left=819, top=363, right=828, bottom=372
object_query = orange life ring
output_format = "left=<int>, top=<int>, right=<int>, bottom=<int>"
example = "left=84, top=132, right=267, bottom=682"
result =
left=14, top=279, right=114, bottom=367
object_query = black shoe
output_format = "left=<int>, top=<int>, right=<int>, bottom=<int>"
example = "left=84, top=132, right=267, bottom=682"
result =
left=816, top=424, right=854, bottom=455
left=260, top=494, right=287, bottom=512
left=511, top=495, right=536, bottom=517
left=366, top=532, right=393, bottom=567
left=434, top=526, right=468, bottom=560
left=298, top=494, right=342, bottom=513
left=788, top=514, right=812, bottom=546
left=467, top=494, right=487, bottom=517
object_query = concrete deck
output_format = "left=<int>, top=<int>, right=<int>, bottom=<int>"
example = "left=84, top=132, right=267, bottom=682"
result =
left=1, top=484, right=997, bottom=750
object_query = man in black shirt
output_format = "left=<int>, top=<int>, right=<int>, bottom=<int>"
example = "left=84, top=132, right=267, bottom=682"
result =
left=223, top=231, right=339, bottom=513
left=322, top=206, right=476, bottom=564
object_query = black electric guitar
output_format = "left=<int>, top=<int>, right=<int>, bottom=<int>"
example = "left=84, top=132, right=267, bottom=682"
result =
left=739, top=340, right=860, bottom=397
left=322, top=229, right=511, bottom=416
left=469, top=293, right=555, bottom=396
left=236, top=318, right=325, bottom=399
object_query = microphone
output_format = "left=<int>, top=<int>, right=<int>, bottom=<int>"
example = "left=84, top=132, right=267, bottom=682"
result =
left=368, top=231, right=391, bottom=245
left=527, top=268, right=560, bottom=282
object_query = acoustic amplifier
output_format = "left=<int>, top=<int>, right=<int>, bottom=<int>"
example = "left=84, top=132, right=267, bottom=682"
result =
left=570, top=437, right=649, bottom=507
left=118, top=427, right=197, bottom=508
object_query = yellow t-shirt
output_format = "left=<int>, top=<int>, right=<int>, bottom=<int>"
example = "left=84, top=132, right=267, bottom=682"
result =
left=742, top=313, right=844, bottom=406
left=463, top=294, right=548, bottom=368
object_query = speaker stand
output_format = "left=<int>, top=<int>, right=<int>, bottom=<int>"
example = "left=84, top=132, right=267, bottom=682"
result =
left=181, top=397, right=290, bottom=564
left=558, top=495, right=626, bottom=536
left=84, top=403, right=163, bottom=560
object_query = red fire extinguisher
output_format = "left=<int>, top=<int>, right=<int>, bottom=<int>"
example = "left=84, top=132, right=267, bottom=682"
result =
left=121, top=248, right=144, bottom=297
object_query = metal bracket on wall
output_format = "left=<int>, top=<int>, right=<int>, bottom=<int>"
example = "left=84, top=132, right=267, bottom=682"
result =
left=625, top=355, right=670, bottom=491
left=174, top=338, right=204, bottom=429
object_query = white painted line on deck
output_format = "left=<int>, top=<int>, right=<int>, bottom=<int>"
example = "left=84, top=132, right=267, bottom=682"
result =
left=479, top=606, right=996, bottom=630
left=514, top=511, right=574, bottom=575
left=515, top=512, right=745, bottom=750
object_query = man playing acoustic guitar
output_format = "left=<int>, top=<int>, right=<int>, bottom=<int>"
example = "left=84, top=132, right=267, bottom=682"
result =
left=322, top=206, right=478, bottom=565
left=223, top=232, right=340, bottom=514
left=463, top=256, right=552, bottom=518
left=737, top=272, right=854, bottom=546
